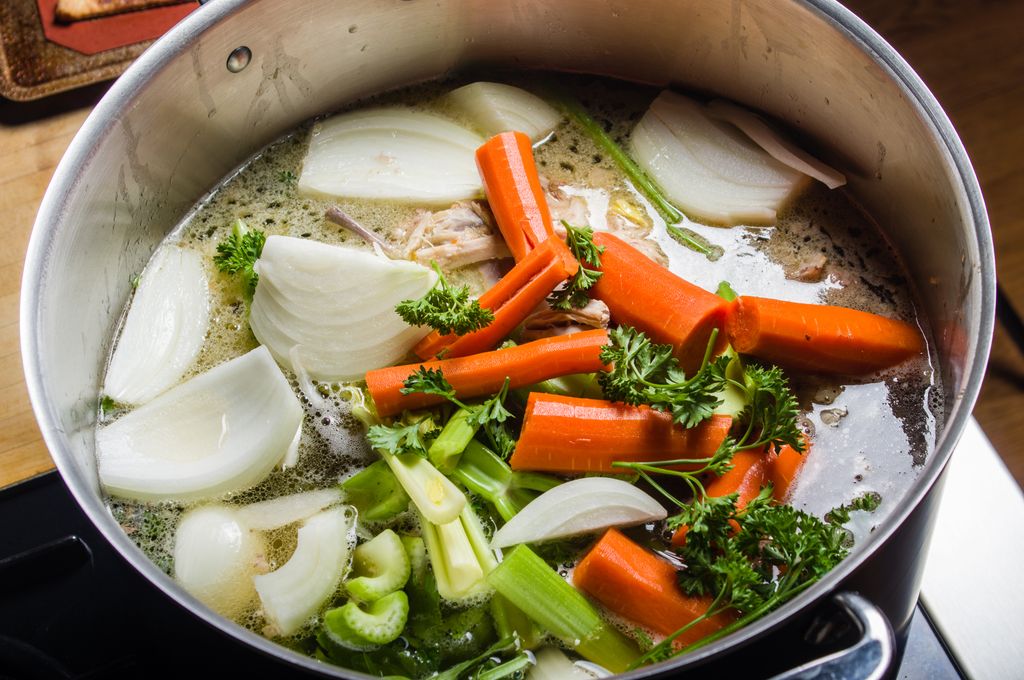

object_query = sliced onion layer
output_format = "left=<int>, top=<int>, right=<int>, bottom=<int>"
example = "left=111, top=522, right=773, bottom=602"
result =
left=96, top=346, right=304, bottom=502
left=490, top=478, right=666, bottom=549
left=706, top=99, right=846, bottom=189
left=235, top=488, right=343, bottom=531
left=631, top=90, right=807, bottom=225
left=254, top=507, right=353, bottom=637
left=250, top=236, right=436, bottom=382
left=298, top=107, right=484, bottom=205
left=104, top=245, right=210, bottom=405
left=174, top=505, right=267, bottom=618
left=448, top=82, right=561, bottom=142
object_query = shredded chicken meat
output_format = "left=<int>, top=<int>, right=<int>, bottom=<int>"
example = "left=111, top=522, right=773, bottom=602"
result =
left=392, top=201, right=511, bottom=269
left=519, top=298, right=611, bottom=343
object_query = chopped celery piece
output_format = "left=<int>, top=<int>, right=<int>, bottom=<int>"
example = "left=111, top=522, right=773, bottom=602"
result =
left=420, top=505, right=498, bottom=602
left=328, top=590, right=409, bottom=645
left=714, top=347, right=747, bottom=418
left=453, top=441, right=561, bottom=522
left=403, top=535, right=442, bottom=639
left=321, top=609, right=380, bottom=652
left=491, top=593, right=542, bottom=649
left=522, top=373, right=603, bottom=400
left=346, top=529, right=411, bottom=602
left=487, top=545, right=640, bottom=673
left=716, top=280, right=738, bottom=301
left=384, top=452, right=466, bottom=525
left=341, top=459, right=409, bottom=521
left=427, top=407, right=479, bottom=473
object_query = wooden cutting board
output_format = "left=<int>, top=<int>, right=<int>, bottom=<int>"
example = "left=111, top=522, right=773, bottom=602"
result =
left=1, top=0, right=1023, bottom=490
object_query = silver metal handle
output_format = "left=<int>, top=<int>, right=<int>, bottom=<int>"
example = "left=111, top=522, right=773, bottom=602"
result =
left=768, top=592, right=895, bottom=680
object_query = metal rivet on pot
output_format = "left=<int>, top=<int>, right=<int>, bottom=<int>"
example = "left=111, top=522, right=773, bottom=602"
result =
left=226, top=46, right=252, bottom=73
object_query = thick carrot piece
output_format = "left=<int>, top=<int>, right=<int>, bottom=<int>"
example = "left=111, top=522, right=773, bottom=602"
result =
left=671, top=442, right=810, bottom=545
left=366, top=329, right=609, bottom=417
left=476, top=131, right=555, bottom=261
left=766, top=443, right=807, bottom=502
left=726, top=296, right=925, bottom=375
left=590, top=232, right=728, bottom=373
left=671, top=450, right=770, bottom=547
left=573, top=528, right=734, bottom=646
left=414, top=237, right=579, bottom=359
left=510, top=393, right=731, bottom=474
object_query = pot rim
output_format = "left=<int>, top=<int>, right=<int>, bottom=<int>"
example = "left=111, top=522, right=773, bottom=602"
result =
left=20, top=0, right=995, bottom=677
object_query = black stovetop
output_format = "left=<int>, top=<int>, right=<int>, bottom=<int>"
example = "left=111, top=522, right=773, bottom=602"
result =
left=0, top=473, right=963, bottom=680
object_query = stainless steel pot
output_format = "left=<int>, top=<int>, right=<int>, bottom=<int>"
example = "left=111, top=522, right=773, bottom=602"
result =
left=20, top=0, right=994, bottom=677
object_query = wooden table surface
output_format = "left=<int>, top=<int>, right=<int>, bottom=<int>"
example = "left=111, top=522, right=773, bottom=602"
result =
left=2, top=0, right=1022, bottom=489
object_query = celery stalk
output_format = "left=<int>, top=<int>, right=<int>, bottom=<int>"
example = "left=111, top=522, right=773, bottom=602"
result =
left=487, top=545, right=640, bottom=673
left=427, top=407, right=479, bottom=473
left=383, top=452, right=466, bottom=525
left=491, top=593, right=542, bottom=649
left=341, top=459, right=409, bottom=521
left=453, top=441, right=561, bottom=521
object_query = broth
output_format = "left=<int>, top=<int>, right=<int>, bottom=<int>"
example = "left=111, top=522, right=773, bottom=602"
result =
left=101, top=73, right=939, bottom=671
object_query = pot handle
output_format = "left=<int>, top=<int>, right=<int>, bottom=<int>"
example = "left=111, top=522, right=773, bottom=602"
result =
left=767, top=592, right=895, bottom=680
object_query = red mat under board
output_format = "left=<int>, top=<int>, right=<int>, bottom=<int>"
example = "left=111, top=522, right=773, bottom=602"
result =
left=37, top=0, right=199, bottom=56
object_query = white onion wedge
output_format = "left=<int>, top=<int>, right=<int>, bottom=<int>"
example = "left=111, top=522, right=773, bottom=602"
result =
left=235, top=488, right=344, bottom=531
left=103, top=245, right=210, bottom=405
left=174, top=505, right=267, bottom=619
left=448, top=82, right=561, bottom=142
left=631, top=91, right=807, bottom=225
left=254, top=507, right=353, bottom=637
left=298, top=107, right=484, bottom=204
left=249, top=236, right=436, bottom=382
left=96, top=346, right=303, bottom=502
left=706, top=99, right=846, bottom=189
left=490, top=478, right=666, bottom=549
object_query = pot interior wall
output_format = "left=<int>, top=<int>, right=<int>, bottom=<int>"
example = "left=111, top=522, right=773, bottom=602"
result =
left=23, top=0, right=990, bottom=674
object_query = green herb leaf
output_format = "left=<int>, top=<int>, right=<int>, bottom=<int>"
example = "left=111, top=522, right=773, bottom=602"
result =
left=598, top=325, right=726, bottom=428
left=213, top=219, right=266, bottom=297
left=396, top=262, right=494, bottom=336
left=715, top=280, right=738, bottom=302
left=548, top=222, right=605, bottom=311
left=367, top=420, right=432, bottom=457
left=637, top=487, right=850, bottom=667
left=735, top=363, right=804, bottom=454
left=470, top=378, right=513, bottom=428
left=825, top=491, right=882, bottom=525
left=401, top=366, right=457, bottom=402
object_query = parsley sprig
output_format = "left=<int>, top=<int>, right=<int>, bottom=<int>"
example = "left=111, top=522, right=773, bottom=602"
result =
left=634, top=488, right=851, bottom=667
left=598, top=325, right=728, bottom=429
left=396, top=262, right=494, bottom=336
left=605, top=327, right=803, bottom=499
left=401, top=367, right=516, bottom=458
left=548, top=221, right=604, bottom=310
left=213, top=219, right=266, bottom=297
left=366, top=412, right=440, bottom=457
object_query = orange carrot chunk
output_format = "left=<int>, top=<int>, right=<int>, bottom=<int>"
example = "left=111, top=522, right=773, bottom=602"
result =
left=590, top=232, right=728, bottom=374
left=766, top=443, right=808, bottom=503
left=726, top=296, right=925, bottom=375
left=671, top=441, right=809, bottom=546
left=366, top=329, right=609, bottom=417
left=414, top=237, right=579, bottom=360
left=510, top=393, right=731, bottom=474
left=476, top=131, right=556, bottom=261
left=573, top=528, right=734, bottom=646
